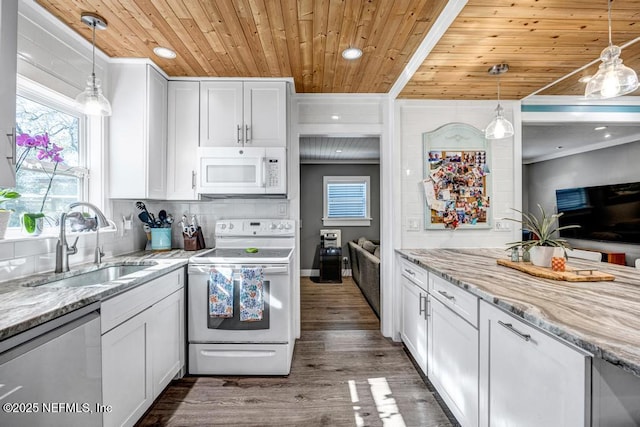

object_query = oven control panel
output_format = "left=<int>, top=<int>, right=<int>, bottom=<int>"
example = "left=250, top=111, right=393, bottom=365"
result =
left=215, top=219, right=295, bottom=236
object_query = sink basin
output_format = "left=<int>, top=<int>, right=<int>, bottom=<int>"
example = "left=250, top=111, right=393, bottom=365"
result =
left=31, top=265, right=148, bottom=288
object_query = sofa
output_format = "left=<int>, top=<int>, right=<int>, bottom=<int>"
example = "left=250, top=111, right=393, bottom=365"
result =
left=348, top=237, right=380, bottom=317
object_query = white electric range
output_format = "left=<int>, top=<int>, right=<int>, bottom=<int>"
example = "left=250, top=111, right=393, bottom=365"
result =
left=187, top=219, right=295, bottom=375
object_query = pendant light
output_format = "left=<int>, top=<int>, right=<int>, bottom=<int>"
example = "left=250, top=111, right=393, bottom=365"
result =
left=75, top=13, right=112, bottom=116
left=485, top=63, right=514, bottom=140
left=585, top=0, right=639, bottom=99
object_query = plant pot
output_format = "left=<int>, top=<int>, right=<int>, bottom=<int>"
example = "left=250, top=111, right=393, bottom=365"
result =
left=0, top=210, right=11, bottom=239
left=21, top=212, right=45, bottom=236
left=529, top=246, right=558, bottom=267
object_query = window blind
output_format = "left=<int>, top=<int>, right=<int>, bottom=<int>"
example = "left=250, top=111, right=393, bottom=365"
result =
left=327, top=182, right=367, bottom=218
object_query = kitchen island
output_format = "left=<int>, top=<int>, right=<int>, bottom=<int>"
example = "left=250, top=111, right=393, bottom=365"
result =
left=398, top=247, right=640, bottom=377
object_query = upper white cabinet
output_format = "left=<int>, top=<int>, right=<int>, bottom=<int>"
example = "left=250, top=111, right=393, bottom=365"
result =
left=109, top=63, right=167, bottom=199
left=479, top=300, right=590, bottom=427
left=200, top=81, right=286, bottom=147
left=166, top=81, right=199, bottom=200
left=399, top=258, right=429, bottom=375
left=0, top=0, right=18, bottom=187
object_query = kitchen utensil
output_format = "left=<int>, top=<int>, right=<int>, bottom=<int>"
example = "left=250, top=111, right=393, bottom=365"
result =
left=158, top=210, right=167, bottom=223
left=138, top=211, right=153, bottom=227
left=191, top=214, right=199, bottom=229
left=165, top=214, right=174, bottom=225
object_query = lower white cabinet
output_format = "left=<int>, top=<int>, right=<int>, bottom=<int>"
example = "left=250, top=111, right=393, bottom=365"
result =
left=102, top=269, right=185, bottom=427
left=400, top=274, right=429, bottom=374
left=428, top=296, right=479, bottom=427
left=479, top=300, right=590, bottom=427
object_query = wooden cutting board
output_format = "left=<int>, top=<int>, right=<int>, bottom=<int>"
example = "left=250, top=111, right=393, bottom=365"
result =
left=497, top=259, right=615, bottom=282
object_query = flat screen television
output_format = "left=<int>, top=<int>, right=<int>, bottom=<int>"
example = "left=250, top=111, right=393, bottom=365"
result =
left=555, top=181, right=640, bottom=244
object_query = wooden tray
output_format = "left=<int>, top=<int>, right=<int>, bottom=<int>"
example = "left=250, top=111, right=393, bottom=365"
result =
left=497, top=259, right=615, bottom=282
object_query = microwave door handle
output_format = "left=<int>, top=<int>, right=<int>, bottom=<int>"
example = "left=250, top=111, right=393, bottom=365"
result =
left=237, top=125, right=242, bottom=145
left=262, top=157, right=266, bottom=188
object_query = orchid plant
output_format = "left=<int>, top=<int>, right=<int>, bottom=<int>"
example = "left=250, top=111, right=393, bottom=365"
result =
left=16, top=132, right=65, bottom=213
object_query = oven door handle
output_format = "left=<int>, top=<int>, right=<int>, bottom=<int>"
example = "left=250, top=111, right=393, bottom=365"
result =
left=188, top=265, right=289, bottom=275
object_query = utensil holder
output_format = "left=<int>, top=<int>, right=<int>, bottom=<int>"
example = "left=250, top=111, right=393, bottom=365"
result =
left=151, top=228, right=172, bottom=251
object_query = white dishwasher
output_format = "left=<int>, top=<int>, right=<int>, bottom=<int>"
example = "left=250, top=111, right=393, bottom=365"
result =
left=0, top=303, right=102, bottom=427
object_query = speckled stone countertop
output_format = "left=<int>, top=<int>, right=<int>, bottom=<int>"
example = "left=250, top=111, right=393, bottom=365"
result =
left=0, top=250, right=203, bottom=342
left=397, top=248, right=640, bottom=377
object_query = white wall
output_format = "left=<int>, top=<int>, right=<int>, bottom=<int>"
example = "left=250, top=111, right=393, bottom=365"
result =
left=397, top=100, right=522, bottom=249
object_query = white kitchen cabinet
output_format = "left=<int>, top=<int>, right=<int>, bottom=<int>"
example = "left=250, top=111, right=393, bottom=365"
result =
left=479, top=300, right=591, bottom=427
left=200, top=81, right=286, bottom=147
left=166, top=81, right=199, bottom=200
left=102, top=268, right=185, bottom=427
left=109, top=63, right=167, bottom=199
left=429, top=295, right=479, bottom=427
left=0, top=0, right=18, bottom=187
left=399, top=259, right=429, bottom=374
left=149, top=288, right=184, bottom=397
left=102, top=307, right=151, bottom=427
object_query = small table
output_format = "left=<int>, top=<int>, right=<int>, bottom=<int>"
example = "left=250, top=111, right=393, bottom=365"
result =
left=319, top=247, right=342, bottom=283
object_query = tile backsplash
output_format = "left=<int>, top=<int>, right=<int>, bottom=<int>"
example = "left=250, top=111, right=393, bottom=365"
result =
left=0, top=198, right=290, bottom=282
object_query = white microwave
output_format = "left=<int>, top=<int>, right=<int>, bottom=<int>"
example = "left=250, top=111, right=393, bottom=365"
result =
left=197, top=147, right=286, bottom=195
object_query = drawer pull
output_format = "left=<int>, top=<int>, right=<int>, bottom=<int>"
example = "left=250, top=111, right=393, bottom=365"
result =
left=498, top=320, right=531, bottom=342
left=438, top=290, right=455, bottom=301
left=404, top=268, right=415, bottom=276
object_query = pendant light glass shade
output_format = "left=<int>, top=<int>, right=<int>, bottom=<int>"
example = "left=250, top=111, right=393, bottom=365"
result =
left=485, top=104, right=514, bottom=140
left=75, top=13, right=112, bottom=116
left=485, top=64, right=514, bottom=140
left=584, top=1, right=639, bottom=99
left=585, top=45, right=639, bottom=99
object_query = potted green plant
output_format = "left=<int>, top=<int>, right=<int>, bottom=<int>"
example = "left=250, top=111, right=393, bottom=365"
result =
left=504, top=204, right=580, bottom=267
left=0, top=189, right=21, bottom=239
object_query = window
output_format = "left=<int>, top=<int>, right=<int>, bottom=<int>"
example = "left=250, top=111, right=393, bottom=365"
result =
left=323, top=176, right=371, bottom=226
left=8, top=90, right=87, bottom=228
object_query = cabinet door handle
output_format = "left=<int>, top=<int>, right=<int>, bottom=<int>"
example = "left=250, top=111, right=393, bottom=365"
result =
left=498, top=320, right=531, bottom=342
left=419, top=292, right=426, bottom=316
left=438, top=290, right=455, bottom=302
left=237, top=125, right=242, bottom=145
left=245, top=124, right=250, bottom=144
left=191, top=170, right=196, bottom=189
left=6, top=127, right=15, bottom=164
left=404, top=268, right=415, bottom=276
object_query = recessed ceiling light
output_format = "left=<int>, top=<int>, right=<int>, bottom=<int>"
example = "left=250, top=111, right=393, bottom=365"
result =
left=342, top=47, right=362, bottom=60
left=594, top=126, right=607, bottom=131
left=604, top=133, right=612, bottom=138
left=336, top=149, right=343, bottom=153
left=153, top=46, right=176, bottom=59
left=331, top=115, right=340, bottom=120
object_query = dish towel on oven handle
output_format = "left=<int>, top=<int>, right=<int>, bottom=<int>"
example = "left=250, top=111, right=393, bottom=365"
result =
left=209, top=267, right=234, bottom=318
left=240, top=267, right=264, bottom=322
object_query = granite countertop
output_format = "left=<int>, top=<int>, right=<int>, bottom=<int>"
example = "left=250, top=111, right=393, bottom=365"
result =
left=397, top=248, right=640, bottom=377
left=0, top=249, right=202, bottom=342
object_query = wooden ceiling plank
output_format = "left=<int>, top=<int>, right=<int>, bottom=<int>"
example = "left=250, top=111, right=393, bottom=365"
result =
left=247, top=0, right=283, bottom=76
left=212, top=0, right=263, bottom=76
left=279, top=0, right=303, bottom=92
left=332, top=0, right=357, bottom=92
left=321, top=0, right=346, bottom=92
left=263, top=0, right=293, bottom=77
left=311, top=0, right=330, bottom=92
left=340, top=0, right=377, bottom=93
left=223, top=0, right=271, bottom=76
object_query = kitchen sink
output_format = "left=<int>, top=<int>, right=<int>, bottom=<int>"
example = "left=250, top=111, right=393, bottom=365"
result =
left=28, top=265, right=149, bottom=288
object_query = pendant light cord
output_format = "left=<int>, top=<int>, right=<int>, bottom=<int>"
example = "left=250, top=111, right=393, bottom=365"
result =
left=91, top=20, right=96, bottom=78
left=608, top=0, right=613, bottom=47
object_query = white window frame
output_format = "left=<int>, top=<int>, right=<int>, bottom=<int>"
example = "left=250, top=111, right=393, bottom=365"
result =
left=323, top=176, right=371, bottom=227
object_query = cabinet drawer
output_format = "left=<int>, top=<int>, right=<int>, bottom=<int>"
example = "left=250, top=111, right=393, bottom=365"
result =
left=400, top=258, right=428, bottom=291
left=429, top=274, right=478, bottom=327
left=101, top=268, right=184, bottom=334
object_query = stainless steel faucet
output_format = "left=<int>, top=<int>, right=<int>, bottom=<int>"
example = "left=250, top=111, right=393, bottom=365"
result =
left=55, top=202, right=111, bottom=273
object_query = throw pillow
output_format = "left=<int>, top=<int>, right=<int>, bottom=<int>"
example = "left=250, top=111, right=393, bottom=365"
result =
left=362, top=240, right=377, bottom=254
left=357, top=237, right=367, bottom=246
left=373, top=246, right=380, bottom=258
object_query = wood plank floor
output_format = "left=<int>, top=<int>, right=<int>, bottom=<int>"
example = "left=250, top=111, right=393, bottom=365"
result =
left=136, top=277, right=453, bottom=427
